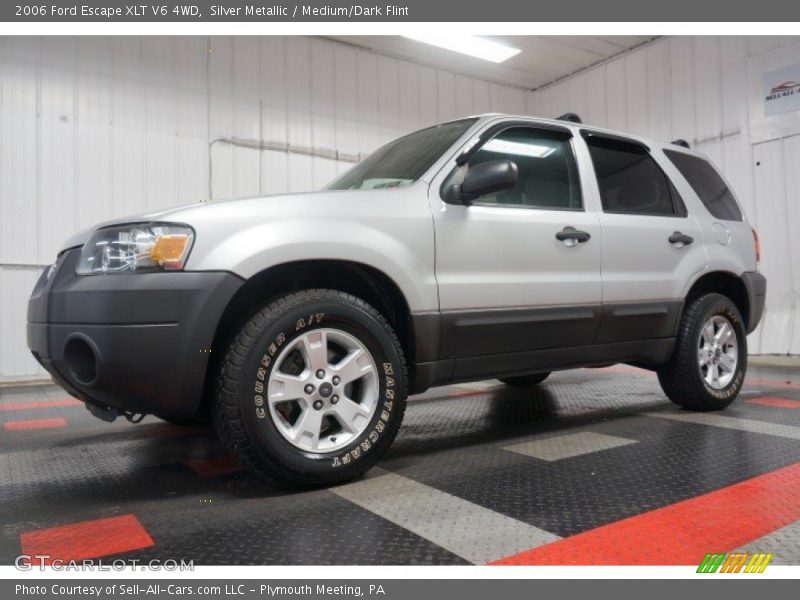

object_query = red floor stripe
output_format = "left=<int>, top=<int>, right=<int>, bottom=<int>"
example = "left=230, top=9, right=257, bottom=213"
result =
left=747, top=396, right=800, bottom=409
left=185, top=455, right=242, bottom=477
left=20, top=514, right=154, bottom=563
left=0, top=398, right=81, bottom=412
left=4, top=418, right=67, bottom=431
left=746, top=377, right=800, bottom=391
left=492, top=461, right=800, bottom=566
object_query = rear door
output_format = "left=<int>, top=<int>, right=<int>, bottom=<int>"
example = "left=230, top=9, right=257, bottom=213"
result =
left=430, top=122, right=603, bottom=364
left=580, top=132, right=706, bottom=343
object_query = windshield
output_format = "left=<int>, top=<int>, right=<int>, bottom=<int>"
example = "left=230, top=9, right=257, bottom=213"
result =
left=325, top=118, right=478, bottom=190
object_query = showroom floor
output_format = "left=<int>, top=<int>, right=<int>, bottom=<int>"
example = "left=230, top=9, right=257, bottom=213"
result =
left=2, top=365, right=800, bottom=566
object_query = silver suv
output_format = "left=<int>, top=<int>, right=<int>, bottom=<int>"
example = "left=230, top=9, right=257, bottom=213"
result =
left=27, top=114, right=766, bottom=486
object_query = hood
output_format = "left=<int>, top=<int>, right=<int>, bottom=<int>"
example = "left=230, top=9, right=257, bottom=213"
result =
left=58, top=187, right=418, bottom=251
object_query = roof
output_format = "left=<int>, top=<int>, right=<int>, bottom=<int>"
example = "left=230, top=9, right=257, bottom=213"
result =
left=461, top=113, right=706, bottom=157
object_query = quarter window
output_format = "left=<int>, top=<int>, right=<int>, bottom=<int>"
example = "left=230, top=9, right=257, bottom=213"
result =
left=585, top=135, right=683, bottom=217
left=664, top=149, right=743, bottom=221
left=466, top=127, right=582, bottom=210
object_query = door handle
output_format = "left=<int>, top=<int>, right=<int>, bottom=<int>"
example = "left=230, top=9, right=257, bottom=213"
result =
left=556, top=226, right=591, bottom=246
left=668, top=231, right=694, bottom=247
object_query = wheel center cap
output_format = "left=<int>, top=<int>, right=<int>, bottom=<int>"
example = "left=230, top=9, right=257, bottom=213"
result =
left=318, top=382, right=333, bottom=398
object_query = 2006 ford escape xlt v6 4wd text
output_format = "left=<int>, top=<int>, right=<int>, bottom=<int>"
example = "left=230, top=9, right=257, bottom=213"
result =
left=28, top=114, right=766, bottom=486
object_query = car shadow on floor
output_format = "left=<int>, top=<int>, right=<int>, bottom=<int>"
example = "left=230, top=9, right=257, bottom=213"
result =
left=388, top=384, right=667, bottom=460
left=1, top=382, right=671, bottom=527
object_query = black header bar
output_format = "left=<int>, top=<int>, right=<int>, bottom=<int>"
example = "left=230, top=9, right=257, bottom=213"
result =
left=3, top=0, right=800, bottom=22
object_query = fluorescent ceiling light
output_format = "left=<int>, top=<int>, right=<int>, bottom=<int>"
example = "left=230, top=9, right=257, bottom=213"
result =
left=483, top=139, right=556, bottom=158
left=402, top=34, right=521, bottom=64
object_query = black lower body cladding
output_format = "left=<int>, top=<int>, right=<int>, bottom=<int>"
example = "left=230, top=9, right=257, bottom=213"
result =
left=27, top=248, right=244, bottom=417
left=742, top=270, right=767, bottom=334
left=409, top=300, right=682, bottom=390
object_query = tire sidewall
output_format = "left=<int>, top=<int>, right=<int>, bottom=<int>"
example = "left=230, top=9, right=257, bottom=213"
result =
left=237, top=297, right=405, bottom=481
left=690, top=296, right=747, bottom=403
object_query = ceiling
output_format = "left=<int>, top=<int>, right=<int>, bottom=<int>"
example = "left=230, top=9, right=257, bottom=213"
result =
left=325, top=36, right=657, bottom=90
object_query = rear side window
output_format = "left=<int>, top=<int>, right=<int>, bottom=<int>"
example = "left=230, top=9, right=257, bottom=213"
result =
left=584, top=134, right=684, bottom=217
left=663, top=150, right=743, bottom=221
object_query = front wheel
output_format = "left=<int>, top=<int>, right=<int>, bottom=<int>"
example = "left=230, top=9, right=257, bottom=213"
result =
left=214, top=289, right=407, bottom=486
left=657, top=293, right=746, bottom=411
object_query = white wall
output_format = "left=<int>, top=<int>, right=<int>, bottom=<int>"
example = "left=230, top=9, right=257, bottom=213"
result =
left=526, top=36, right=800, bottom=355
left=0, top=35, right=530, bottom=381
left=3, top=35, right=800, bottom=381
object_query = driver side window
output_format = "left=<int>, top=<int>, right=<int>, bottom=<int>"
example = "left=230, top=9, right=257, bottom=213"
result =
left=467, top=127, right=583, bottom=210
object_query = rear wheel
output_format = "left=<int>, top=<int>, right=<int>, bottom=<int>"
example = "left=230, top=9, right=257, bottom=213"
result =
left=500, top=372, right=551, bottom=387
left=214, top=289, right=407, bottom=486
left=657, top=293, right=746, bottom=411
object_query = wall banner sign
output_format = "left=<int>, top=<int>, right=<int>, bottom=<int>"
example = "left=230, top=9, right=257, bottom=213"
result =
left=764, top=64, right=800, bottom=117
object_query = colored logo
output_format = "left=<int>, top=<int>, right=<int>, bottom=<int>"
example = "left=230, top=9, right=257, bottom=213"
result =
left=697, top=552, right=772, bottom=573
left=770, top=81, right=800, bottom=95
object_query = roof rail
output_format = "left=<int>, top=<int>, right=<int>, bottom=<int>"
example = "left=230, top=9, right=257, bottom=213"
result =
left=671, top=139, right=690, bottom=148
left=556, top=112, right=582, bottom=124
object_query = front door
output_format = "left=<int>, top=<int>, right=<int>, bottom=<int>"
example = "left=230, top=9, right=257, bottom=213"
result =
left=430, top=123, right=603, bottom=364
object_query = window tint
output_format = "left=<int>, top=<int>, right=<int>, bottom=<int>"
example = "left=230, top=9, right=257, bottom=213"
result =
left=585, top=135, right=679, bottom=216
left=326, top=118, right=477, bottom=190
left=466, top=127, right=582, bottom=210
left=664, top=149, right=743, bottom=221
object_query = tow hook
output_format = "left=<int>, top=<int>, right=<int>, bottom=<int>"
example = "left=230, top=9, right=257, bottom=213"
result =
left=124, top=412, right=146, bottom=424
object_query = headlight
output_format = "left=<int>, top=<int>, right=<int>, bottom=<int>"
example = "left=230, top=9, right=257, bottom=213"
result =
left=76, top=223, right=194, bottom=275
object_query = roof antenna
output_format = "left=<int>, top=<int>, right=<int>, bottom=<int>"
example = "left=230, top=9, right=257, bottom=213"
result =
left=556, top=112, right=582, bottom=124
left=671, top=139, right=690, bottom=148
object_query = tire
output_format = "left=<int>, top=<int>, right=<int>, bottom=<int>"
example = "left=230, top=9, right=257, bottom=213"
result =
left=500, top=372, right=551, bottom=387
left=214, top=289, right=407, bottom=486
left=657, top=293, right=746, bottom=411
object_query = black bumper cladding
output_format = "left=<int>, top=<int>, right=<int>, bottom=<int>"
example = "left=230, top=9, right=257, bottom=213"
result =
left=742, top=271, right=767, bottom=334
left=27, top=248, right=243, bottom=419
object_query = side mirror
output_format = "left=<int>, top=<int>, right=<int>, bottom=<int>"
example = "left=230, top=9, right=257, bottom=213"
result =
left=455, top=160, right=518, bottom=204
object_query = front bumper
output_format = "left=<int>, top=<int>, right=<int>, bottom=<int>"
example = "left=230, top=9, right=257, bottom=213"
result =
left=27, top=248, right=243, bottom=418
left=742, top=270, right=767, bottom=334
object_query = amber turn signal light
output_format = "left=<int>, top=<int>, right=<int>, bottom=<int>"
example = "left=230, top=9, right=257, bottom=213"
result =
left=149, top=234, right=191, bottom=270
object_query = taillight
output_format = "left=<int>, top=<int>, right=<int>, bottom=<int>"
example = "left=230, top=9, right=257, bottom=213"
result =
left=752, top=228, right=761, bottom=268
